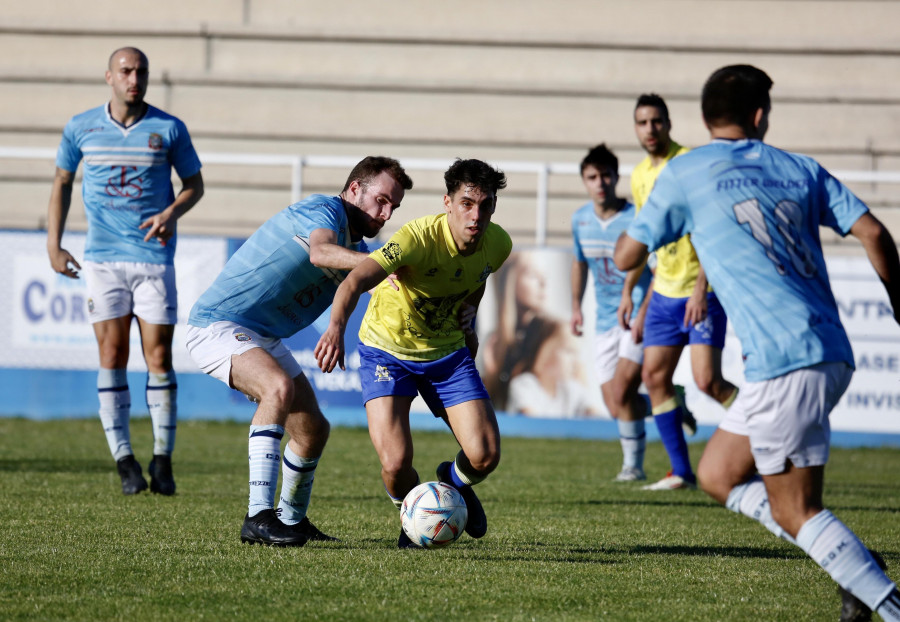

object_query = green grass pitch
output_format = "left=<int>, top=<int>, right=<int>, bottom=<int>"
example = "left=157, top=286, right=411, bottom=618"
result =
left=1, top=417, right=897, bottom=621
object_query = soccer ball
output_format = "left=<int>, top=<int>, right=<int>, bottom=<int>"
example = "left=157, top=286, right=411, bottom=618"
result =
left=400, top=481, right=468, bottom=549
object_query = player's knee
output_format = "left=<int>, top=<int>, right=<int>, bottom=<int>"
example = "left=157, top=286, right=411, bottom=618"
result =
left=693, top=373, right=715, bottom=397
left=468, top=447, right=500, bottom=475
left=260, top=374, right=295, bottom=410
left=380, top=452, right=414, bottom=480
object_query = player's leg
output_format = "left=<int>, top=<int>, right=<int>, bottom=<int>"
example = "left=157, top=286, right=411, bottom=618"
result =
left=642, top=344, right=695, bottom=490
left=366, top=394, right=419, bottom=505
left=193, top=326, right=305, bottom=546
left=754, top=363, right=898, bottom=619
left=442, top=397, right=500, bottom=539
left=602, top=355, right=649, bottom=482
left=84, top=261, right=146, bottom=494
left=136, top=319, right=178, bottom=495
left=274, top=371, right=336, bottom=541
left=697, top=427, right=794, bottom=542
left=688, top=294, right=738, bottom=407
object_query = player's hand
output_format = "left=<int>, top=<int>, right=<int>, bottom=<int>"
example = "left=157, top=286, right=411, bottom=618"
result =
left=458, top=303, right=477, bottom=335
left=48, top=247, right=81, bottom=279
left=385, top=271, right=401, bottom=291
left=140, top=213, right=174, bottom=246
left=314, top=325, right=345, bottom=372
left=570, top=308, right=584, bottom=336
left=617, top=296, right=634, bottom=331
left=631, top=308, right=647, bottom=344
left=684, top=291, right=708, bottom=327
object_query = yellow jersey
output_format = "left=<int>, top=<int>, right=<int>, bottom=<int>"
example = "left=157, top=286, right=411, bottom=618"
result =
left=631, top=141, right=708, bottom=298
left=361, top=213, right=513, bottom=361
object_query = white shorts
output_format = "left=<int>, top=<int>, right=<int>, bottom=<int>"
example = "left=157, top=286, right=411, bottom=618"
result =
left=83, top=260, right=177, bottom=325
left=593, top=325, right=644, bottom=386
left=718, top=361, right=853, bottom=475
left=184, top=322, right=303, bottom=388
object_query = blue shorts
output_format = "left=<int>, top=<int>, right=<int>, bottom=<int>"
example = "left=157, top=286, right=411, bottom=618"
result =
left=643, top=291, right=728, bottom=349
left=358, top=344, right=490, bottom=411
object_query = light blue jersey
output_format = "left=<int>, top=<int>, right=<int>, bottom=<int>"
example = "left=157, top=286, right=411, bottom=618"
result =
left=572, top=201, right=651, bottom=333
left=188, top=195, right=368, bottom=338
left=56, top=103, right=202, bottom=265
left=628, top=138, right=867, bottom=381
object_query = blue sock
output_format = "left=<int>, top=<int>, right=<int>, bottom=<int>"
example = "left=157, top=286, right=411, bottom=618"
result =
left=276, top=445, right=318, bottom=525
left=797, top=510, right=897, bottom=614
left=147, top=371, right=177, bottom=456
left=617, top=419, right=646, bottom=470
left=248, top=424, right=284, bottom=517
left=653, top=398, right=693, bottom=481
left=98, top=368, right=132, bottom=461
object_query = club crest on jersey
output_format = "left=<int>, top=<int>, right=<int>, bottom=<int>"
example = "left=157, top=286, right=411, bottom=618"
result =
left=234, top=333, right=252, bottom=342
left=87, top=298, right=95, bottom=313
left=478, top=264, right=493, bottom=282
left=381, top=242, right=402, bottom=261
left=148, top=133, right=163, bottom=150
left=425, top=268, right=438, bottom=277
left=374, top=365, right=393, bottom=382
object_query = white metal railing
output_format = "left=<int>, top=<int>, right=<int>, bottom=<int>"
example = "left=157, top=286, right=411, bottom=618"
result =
left=4, top=146, right=900, bottom=246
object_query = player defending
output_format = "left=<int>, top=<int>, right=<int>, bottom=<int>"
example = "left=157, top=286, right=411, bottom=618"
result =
left=570, top=145, right=653, bottom=481
left=46, top=47, right=204, bottom=496
left=629, top=93, right=738, bottom=490
left=615, top=65, right=900, bottom=621
left=315, top=159, right=512, bottom=548
left=186, top=157, right=413, bottom=546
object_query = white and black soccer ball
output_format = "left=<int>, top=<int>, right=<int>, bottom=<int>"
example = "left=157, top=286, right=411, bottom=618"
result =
left=400, top=481, right=468, bottom=548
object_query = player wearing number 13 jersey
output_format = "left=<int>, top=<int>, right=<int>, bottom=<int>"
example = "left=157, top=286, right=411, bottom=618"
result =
left=617, top=65, right=900, bottom=621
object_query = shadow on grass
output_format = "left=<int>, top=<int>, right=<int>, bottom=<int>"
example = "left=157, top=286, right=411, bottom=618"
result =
left=585, top=498, right=717, bottom=509
left=0, top=458, right=111, bottom=473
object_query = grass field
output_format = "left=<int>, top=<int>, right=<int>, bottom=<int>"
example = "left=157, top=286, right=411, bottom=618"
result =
left=1, top=417, right=898, bottom=622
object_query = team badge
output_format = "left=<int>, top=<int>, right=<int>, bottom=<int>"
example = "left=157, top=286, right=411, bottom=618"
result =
left=425, top=268, right=438, bottom=277
left=454, top=269, right=462, bottom=278
left=381, top=242, right=402, bottom=261
left=148, top=133, right=163, bottom=150
left=234, top=333, right=252, bottom=342
left=374, top=365, right=393, bottom=382
left=87, top=298, right=95, bottom=313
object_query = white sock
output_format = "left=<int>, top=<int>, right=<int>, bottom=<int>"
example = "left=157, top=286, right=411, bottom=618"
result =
left=98, top=368, right=131, bottom=461
left=796, top=510, right=897, bottom=614
left=617, top=419, right=646, bottom=470
left=276, top=445, right=318, bottom=525
left=248, top=424, right=284, bottom=517
left=725, top=476, right=796, bottom=544
left=147, top=371, right=177, bottom=456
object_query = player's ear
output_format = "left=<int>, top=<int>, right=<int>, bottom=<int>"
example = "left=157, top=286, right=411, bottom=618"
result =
left=443, top=194, right=452, bottom=212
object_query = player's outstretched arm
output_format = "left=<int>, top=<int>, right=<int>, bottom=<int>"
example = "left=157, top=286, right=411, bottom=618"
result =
left=851, top=212, right=900, bottom=324
left=314, top=257, right=388, bottom=372
left=613, top=233, right=649, bottom=272
left=46, top=167, right=81, bottom=279
left=140, top=171, right=204, bottom=245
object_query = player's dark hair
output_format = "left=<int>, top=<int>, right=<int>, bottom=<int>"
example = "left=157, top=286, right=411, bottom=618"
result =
left=634, top=93, right=669, bottom=121
left=444, top=159, right=507, bottom=196
left=342, top=156, right=413, bottom=192
left=580, top=143, right=619, bottom=175
left=702, top=65, right=773, bottom=129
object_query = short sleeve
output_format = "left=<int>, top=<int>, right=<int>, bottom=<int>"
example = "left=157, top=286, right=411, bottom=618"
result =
left=169, top=119, right=202, bottom=179
left=627, top=166, right=689, bottom=252
left=55, top=120, right=82, bottom=173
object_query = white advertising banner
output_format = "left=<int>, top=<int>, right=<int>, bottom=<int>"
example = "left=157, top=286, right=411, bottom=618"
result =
left=474, top=248, right=900, bottom=434
left=2, top=231, right=227, bottom=372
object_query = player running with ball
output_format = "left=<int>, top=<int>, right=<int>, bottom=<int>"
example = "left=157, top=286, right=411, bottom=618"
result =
left=315, top=158, right=512, bottom=548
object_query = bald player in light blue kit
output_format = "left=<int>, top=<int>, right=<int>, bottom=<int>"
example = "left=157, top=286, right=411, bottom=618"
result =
left=187, top=156, right=413, bottom=547
left=47, top=47, right=204, bottom=497
left=615, top=64, right=900, bottom=621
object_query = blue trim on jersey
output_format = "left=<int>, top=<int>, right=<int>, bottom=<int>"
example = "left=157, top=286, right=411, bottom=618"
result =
left=188, top=195, right=365, bottom=338
left=358, top=344, right=489, bottom=407
left=628, top=139, right=865, bottom=381
left=643, top=291, right=728, bottom=348
left=571, top=201, right=651, bottom=333
left=56, top=104, right=202, bottom=264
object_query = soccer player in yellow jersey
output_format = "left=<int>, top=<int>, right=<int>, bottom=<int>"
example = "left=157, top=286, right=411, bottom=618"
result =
left=629, top=94, right=738, bottom=491
left=315, top=159, right=512, bottom=548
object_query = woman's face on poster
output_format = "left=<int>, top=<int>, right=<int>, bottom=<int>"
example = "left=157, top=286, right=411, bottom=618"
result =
left=515, top=257, right=547, bottom=311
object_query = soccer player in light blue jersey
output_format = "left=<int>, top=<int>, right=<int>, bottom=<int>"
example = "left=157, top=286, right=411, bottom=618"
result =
left=186, top=157, right=413, bottom=547
left=570, top=144, right=653, bottom=481
left=46, top=48, right=204, bottom=497
left=615, top=65, right=900, bottom=621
